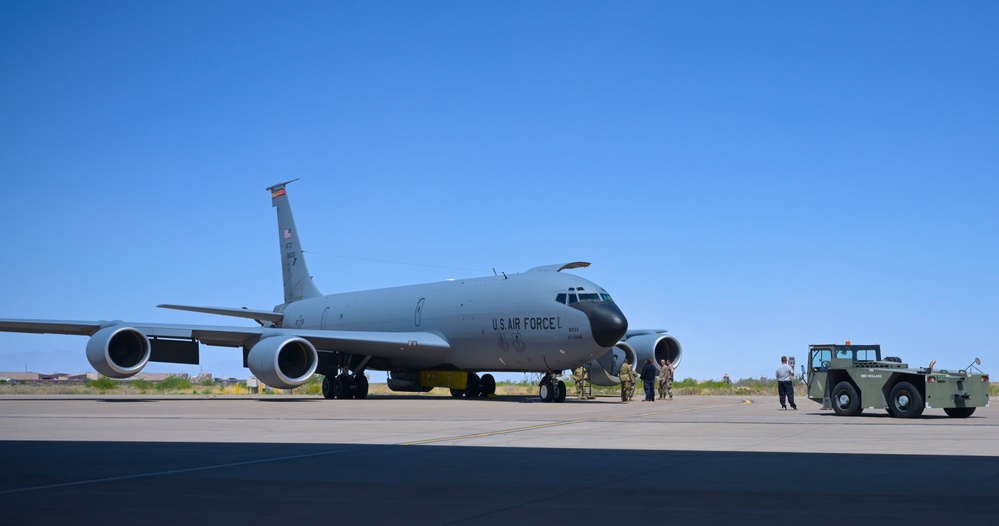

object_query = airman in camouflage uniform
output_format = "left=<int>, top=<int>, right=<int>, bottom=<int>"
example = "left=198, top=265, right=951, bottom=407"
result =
left=658, top=359, right=674, bottom=400
left=573, top=367, right=585, bottom=399
left=619, top=359, right=635, bottom=402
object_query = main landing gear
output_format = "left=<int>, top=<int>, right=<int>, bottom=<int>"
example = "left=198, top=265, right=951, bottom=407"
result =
left=321, top=372, right=369, bottom=400
left=449, top=373, right=497, bottom=398
left=538, top=372, right=567, bottom=403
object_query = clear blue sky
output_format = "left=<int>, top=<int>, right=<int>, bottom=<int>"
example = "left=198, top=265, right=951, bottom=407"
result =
left=1, top=1, right=996, bottom=382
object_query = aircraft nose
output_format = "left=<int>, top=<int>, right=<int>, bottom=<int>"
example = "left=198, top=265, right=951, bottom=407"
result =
left=571, top=301, right=629, bottom=348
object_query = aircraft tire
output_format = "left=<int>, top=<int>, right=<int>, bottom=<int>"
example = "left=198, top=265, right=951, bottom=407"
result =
left=539, top=379, right=554, bottom=403
left=831, top=381, right=862, bottom=416
left=888, top=381, right=924, bottom=418
left=353, top=375, right=369, bottom=399
left=553, top=381, right=567, bottom=403
left=333, top=374, right=353, bottom=399
left=479, top=374, right=496, bottom=397
left=321, top=376, right=335, bottom=399
left=465, top=373, right=481, bottom=398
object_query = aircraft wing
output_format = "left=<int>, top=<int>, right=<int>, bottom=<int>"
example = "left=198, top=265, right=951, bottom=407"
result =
left=0, top=319, right=451, bottom=361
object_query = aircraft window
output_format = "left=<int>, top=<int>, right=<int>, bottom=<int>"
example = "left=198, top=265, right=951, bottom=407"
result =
left=600, top=293, right=612, bottom=301
left=555, top=293, right=567, bottom=305
left=578, top=293, right=600, bottom=301
left=567, top=294, right=578, bottom=304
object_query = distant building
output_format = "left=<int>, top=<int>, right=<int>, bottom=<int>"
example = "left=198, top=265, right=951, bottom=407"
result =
left=0, top=372, right=88, bottom=384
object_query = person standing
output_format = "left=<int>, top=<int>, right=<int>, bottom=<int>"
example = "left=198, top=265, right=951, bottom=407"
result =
left=640, top=358, right=656, bottom=401
left=573, top=367, right=585, bottom=400
left=658, top=359, right=674, bottom=400
left=776, top=355, right=797, bottom=410
left=619, top=359, right=635, bottom=402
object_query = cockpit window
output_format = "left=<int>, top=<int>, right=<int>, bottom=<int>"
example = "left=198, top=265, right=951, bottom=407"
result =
left=556, top=291, right=613, bottom=304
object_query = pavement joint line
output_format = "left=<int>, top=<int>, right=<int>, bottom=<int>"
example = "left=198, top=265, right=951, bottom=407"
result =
left=400, top=399, right=754, bottom=445
left=0, top=448, right=352, bottom=496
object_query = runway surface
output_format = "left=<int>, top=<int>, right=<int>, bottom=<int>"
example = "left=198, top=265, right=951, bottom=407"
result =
left=1, top=394, right=996, bottom=524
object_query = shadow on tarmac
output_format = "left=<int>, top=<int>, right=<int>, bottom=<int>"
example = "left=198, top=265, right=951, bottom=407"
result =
left=2, top=440, right=996, bottom=525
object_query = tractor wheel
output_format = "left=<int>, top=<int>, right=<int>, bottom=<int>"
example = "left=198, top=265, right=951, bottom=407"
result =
left=831, top=381, right=862, bottom=416
left=888, top=381, right=924, bottom=418
left=944, top=407, right=975, bottom=418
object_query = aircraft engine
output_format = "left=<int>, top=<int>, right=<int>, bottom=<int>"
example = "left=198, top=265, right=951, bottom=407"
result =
left=85, top=325, right=151, bottom=379
left=247, top=336, right=318, bottom=389
left=626, top=332, right=683, bottom=370
left=585, top=333, right=682, bottom=386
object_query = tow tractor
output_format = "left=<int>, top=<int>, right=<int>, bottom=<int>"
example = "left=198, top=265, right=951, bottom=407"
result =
left=803, top=343, right=989, bottom=418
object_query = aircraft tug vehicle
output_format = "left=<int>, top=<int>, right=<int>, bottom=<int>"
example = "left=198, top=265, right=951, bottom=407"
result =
left=803, top=343, right=989, bottom=418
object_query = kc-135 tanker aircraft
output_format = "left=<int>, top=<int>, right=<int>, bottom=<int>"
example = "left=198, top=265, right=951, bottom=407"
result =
left=0, top=180, right=681, bottom=402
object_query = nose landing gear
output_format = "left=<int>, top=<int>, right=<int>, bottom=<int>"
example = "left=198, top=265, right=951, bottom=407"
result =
left=538, top=372, right=567, bottom=403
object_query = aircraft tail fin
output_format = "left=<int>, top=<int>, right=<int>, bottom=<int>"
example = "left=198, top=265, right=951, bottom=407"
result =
left=267, top=179, right=322, bottom=304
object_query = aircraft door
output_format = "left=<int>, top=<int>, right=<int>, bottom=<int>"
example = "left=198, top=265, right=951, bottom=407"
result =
left=414, top=298, right=425, bottom=327
left=321, top=307, right=330, bottom=330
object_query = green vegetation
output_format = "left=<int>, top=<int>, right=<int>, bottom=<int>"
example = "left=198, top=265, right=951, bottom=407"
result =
left=155, top=375, right=193, bottom=391
left=297, top=374, right=322, bottom=395
left=88, top=376, right=118, bottom=391
left=130, top=378, right=154, bottom=392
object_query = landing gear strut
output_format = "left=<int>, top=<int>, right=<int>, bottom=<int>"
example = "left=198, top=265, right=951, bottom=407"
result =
left=538, top=372, right=566, bottom=403
left=321, top=353, right=371, bottom=400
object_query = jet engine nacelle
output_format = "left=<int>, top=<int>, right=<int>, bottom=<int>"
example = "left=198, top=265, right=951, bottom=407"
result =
left=246, top=336, right=318, bottom=389
left=625, top=332, right=682, bottom=370
left=585, top=332, right=682, bottom=386
left=85, top=325, right=151, bottom=379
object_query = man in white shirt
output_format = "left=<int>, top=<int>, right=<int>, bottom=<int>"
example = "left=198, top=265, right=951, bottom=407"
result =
left=776, top=356, right=797, bottom=410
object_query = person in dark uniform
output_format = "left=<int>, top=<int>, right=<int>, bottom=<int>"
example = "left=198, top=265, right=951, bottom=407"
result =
left=640, top=358, right=656, bottom=401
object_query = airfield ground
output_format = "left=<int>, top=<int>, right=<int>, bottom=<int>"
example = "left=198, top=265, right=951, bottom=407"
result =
left=1, top=394, right=995, bottom=524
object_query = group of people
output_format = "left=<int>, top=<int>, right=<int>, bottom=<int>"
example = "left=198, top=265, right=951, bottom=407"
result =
left=573, top=355, right=798, bottom=410
left=617, top=357, right=674, bottom=402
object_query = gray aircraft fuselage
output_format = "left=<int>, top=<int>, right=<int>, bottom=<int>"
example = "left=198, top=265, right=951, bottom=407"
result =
left=282, top=268, right=626, bottom=372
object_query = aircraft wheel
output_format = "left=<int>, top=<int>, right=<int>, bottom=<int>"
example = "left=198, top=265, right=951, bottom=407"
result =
left=553, top=380, right=567, bottom=403
left=831, top=381, right=862, bottom=416
left=333, top=373, right=353, bottom=399
left=944, top=407, right=975, bottom=418
left=888, top=381, right=924, bottom=418
left=465, top=373, right=481, bottom=398
left=539, top=378, right=554, bottom=403
left=353, top=375, right=369, bottom=399
left=479, top=374, right=496, bottom=397
left=321, top=375, right=335, bottom=399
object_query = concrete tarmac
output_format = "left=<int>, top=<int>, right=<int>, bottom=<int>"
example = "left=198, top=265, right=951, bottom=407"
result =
left=1, top=394, right=996, bottom=525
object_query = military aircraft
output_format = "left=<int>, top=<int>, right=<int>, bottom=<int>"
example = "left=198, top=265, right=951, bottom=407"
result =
left=0, top=180, right=681, bottom=402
